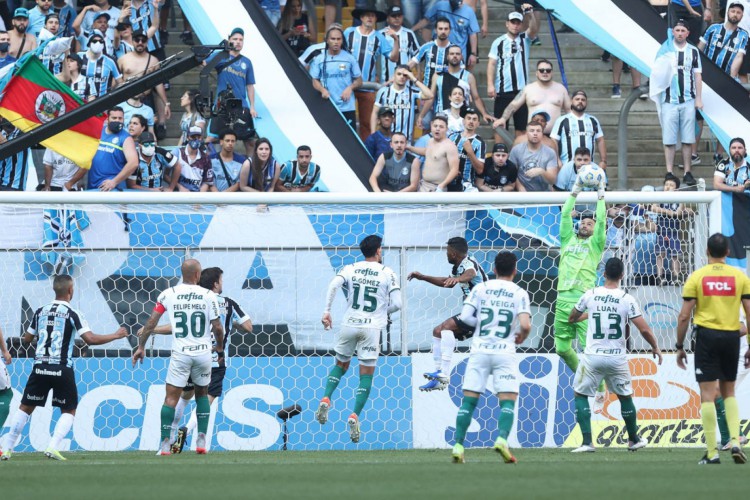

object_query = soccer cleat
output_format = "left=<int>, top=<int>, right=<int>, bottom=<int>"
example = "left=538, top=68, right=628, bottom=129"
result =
left=452, top=443, right=465, bottom=463
left=0, top=450, right=10, bottom=460
left=196, top=432, right=207, bottom=454
left=347, top=413, right=361, bottom=443
left=157, top=437, right=171, bottom=456
left=593, top=390, right=607, bottom=415
left=628, top=437, right=648, bottom=451
left=419, top=378, right=447, bottom=392
left=315, top=397, right=331, bottom=425
left=493, top=437, right=517, bottom=463
left=698, top=453, right=721, bottom=465
left=571, top=444, right=596, bottom=453
left=171, top=426, right=188, bottom=454
left=44, top=447, right=67, bottom=461
left=731, top=446, right=747, bottom=464
left=722, top=436, right=749, bottom=451
left=423, top=370, right=444, bottom=380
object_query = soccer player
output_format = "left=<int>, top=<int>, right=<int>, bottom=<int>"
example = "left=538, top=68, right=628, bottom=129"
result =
left=315, top=235, right=402, bottom=443
left=554, top=171, right=607, bottom=413
left=0, top=274, right=127, bottom=460
left=676, top=233, right=750, bottom=464
left=451, top=251, right=531, bottom=464
left=133, top=259, right=224, bottom=455
left=408, top=236, right=487, bottom=391
left=568, top=257, right=662, bottom=453
left=0, top=325, right=13, bottom=456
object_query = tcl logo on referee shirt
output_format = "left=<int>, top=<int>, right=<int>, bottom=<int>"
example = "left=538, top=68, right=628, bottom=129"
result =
left=702, top=276, right=736, bottom=296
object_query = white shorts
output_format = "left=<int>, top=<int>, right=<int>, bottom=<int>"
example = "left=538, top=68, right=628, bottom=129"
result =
left=0, top=362, right=9, bottom=391
left=574, top=354, right=632, bottom=397
left=462, top=353, right=519, bottom=394
left=335, top=326, right=381, bottom=366
left=166, top=351, right=212, bottom=388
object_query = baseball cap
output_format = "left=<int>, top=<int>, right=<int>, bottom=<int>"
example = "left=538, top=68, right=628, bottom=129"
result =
left=492, top=143, right=508, bottom=153
left=378, top=106, right=395, bottom=116
left=387, top=5, right=404, bottom=16
left=13, top=8, right=29, bottom=19
left=674, top=18, right=690, bottom=29
left=132, top=29, right=148, bottom=40
left=188, top=126, right=203, bottom=136
left=571, top=89, right=587, bottom=99
left=93, top=11, right=111, bottom=22
left=531, top=109, right=551, bottom=121
left=729, top=1, right=745, bottom=10
left=88, top=29, right=105, bottom=43
left=508, top=11, right=524, bottom=22
left=230, top=27, right=244, bottom=37
left=730, top=137, right=746, bottom=148
left=138, top=131, right=156, bottom=144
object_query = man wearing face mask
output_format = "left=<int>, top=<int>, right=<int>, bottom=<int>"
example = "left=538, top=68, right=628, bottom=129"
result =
left=0, top=31, right=17, bottom=70
left=175, top=126, right=215, bottom=192
left=78, top=31, right=122, bottom=98
left=9, top=8, right=38, bottom=59
left=75, top=11, right=114, bottom=56
left=86, top=106, right=139, bottom=191
left=127, top=132, right=180, bottom=192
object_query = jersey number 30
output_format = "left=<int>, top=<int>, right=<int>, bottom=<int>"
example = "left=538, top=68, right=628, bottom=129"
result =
left=174, top=311, right=207, bottom=338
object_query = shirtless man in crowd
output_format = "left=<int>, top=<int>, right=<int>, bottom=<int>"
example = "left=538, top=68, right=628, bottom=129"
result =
left=409, top=115, right=460, bottom=192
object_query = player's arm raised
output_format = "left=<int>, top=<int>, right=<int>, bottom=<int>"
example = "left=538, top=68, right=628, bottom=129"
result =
left=631, top=316, right=662, bottom=365
left=592, top=194, right=607, bottom=251
left=322, top=274, right=346, bottom=329
left=560, top=193, right=576, bottom=246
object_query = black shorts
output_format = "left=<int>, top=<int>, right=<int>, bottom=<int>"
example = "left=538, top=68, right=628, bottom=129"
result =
left=451, top=314, right=475, bottom=341
left=185, top=367, right=227, bottom=398
left=21, top=364, right=78, bottom=410
left=494, top=92, right=528, bottom=132
left=694, top=327, right=740, bottom=383
left=208, top=109, right=256, bottom=141
left=741, top=51, right=750, bottom=76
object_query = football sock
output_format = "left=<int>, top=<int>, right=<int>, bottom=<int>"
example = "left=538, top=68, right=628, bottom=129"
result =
left=160, top=405, right=175, bottom=442
left=432, top=336, right=442, bottom=372
left=724, top=396, right=741, bottom=448
left=597, top=380, right=606, bottom=393
left=619, top=397, right=639, bottom=442
left=497, top=400, right=515, bottom=440
left=440, top=330, right=456, bottom=375
left=701, top=401, right=718, bottom=457
left=353, top=374, right=373, bottom=416
left=574, top=395, right=592, bottom=445
left=3, top=409, right=29, bottom=452
left=186, top=411, right=197, bottom=435
left=323, top=365, right=346, bottom=399
left=0, top=388, right=12, bottom=428
left=196, top=396, right=210, bottom=435
left=715, top=397, right=730, bottom=445
left=171, top=397, right=189, bottom=441
left=49, top=413, right=74, bottom=450
left=557, top=348, right=579, bottom=373
left=454, top=396, right=479, bottom=446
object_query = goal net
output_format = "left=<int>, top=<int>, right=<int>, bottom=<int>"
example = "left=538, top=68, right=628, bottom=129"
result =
left=0, top=191, right=736, bottom=452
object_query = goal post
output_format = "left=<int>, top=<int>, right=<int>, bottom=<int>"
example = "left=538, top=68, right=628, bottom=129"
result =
left=0, top=190, right=731, bottom=452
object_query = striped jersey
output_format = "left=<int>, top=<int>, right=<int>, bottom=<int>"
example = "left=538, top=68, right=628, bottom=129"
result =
left=70, top=74, right=90, bottom=101
left=412, top=40, right=450, bottom=87
left=663, top=44, right=702, bottom=104
left=41, top=52, right=65, bottom=76
left=155, top=283, right=221, bottom=357
left=279, top=160, right=321, bottom=189
left=213, top=295, right=250, bottom=368
left=129, top=148, right=178, bottom=189
left=453, top=254, right=488, bottom=298
left=714, top=158, right=750, bottom=187
left=129, top=0, right=162, bottom=52
left=550, top=112, right=604, bottom=163
left=379, top=26, right=420, bottom=82
left=78, top=52, right=121, bottom=98
left=487, top=32, right=530, bottom=93
left=299, top=42, right=325, bottom=67
left=374, top=84, right=421, bottom=141
left=27, top=300, right=91, bottom=368
left=344, top=26, right=394, bottom=84
left=449, top=132, right=486, bottom=190
left=433, top=68, right=471, bottom=112
left=0, top=128, right=32, bottom=190
left=700, top=23, right=748, bottom=74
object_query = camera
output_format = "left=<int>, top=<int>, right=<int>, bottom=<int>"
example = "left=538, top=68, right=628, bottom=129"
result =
left=214, top=88, right=255, bottom=140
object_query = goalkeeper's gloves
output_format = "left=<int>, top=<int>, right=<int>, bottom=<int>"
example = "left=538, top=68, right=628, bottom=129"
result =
left=597, top=178, right=606, bottom=200
left=571, top=179, right=583, bottom=197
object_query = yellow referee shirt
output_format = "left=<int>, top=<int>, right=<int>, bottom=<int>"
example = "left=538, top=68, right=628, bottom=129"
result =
left=682, top=262, right=750, bottom=331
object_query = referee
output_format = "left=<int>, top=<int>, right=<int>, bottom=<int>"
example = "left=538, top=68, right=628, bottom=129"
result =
left=676, top=233, right=750, bottom=465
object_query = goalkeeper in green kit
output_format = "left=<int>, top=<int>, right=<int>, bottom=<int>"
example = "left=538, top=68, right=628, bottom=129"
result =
left=555, top=172, right=607, bottom=413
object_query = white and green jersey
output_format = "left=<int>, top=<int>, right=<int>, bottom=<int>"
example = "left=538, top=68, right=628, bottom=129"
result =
left=574, top=286, right=642, bottom=356
left=336, top=261, right=400, bottom=330
left=464, top=279, right=531, bottom=355
left=155, top=283, right=221, bottom=357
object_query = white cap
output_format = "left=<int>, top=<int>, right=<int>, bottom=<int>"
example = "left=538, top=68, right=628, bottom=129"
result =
left=188, top=126, right=203, bottom=136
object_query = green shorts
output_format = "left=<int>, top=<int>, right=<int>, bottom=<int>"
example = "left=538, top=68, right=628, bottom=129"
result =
left=554, top=296, right=588, bottom=349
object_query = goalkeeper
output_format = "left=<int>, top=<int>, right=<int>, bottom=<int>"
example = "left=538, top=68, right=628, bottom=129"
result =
left=555, top=172, right=607, bottom=411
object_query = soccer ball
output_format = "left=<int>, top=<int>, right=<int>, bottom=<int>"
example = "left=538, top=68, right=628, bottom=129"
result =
left=576, top=164, right=606, bottom=189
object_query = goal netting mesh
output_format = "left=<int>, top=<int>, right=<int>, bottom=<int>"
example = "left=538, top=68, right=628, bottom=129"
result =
left=0, top=193, right=736, bottom=452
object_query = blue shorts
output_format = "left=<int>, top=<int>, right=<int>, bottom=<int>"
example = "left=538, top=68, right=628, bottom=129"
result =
left=660, top=101, right=696, bottom=146
left=656, top=235, right=681, bottom=256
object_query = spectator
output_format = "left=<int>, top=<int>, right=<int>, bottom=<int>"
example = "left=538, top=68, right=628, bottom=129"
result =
left=494, top=59, right=571, bottom=135
left=42, top=148, right=82, bottom=191
left=127, top=114, right=149, bottom=141
left=121, top=93, right=155, bottom=137
left=668, top=0, right=710, bottom=45
left=0, top=31, right=17, bottom=70
left=509, top=120, right=558, bottom=191
left=275, top=145, right=321, bottom=192
left=659, top=20, right=701, bottom=186
left=408, top=17, right=452, bottom=129
left=64, top=53, right=89, bottom=101
left=512, top=110, right=559, bottom=154
left=650, top=176, right=691, bottom=285
left=9, top=8, right=37, bottom=58
left=697, top=2, right=747, bottom=163
left=0, top=121, right=32, bottom=191
left=208, top=27, right=257, bottom=156
left=513, top=0, right=541, bottom=44
left=412, top=115, right=460, bottom=192
left=611, top=56, right=645, bottom=99
left=440, top=86, right=466, bottom=135
left=369, top=132, right=421, bottom=192
left=298, top=40, right=325, bottom=70
left=380, top=6, right=420, bottom=82
left=125, top=0, right=164, bottom=61
left=448, top=107, right=486, bottom=191
left=402, top=0, right=437, bottom=33
left=113, top=20, right=134, bottom=60
left=260, top=0, right=282, bottom=26
left=127, top=131, right=180, bottom=192
left=86, top=106, right=138, bottom=191
left=78, top=0, right=120, bottom=47
left=75, top=11, right=113, bottom=56
left=373, top=65, right=432, bottom=142
left=344, top=7, right=399, bottom=140
left=465, top=0, right=489, bottom=39
left=39, top=14, right=66, bottom=76
left=278, top=0, right=315, bottom=57
left=487, top=7, right=538, bottom=142
left=726, top=0, right=750, bottom=82
left=477, top=142, right=518, bottom=191
left=52, top=0, right=75, bottom=37
left=412, top=0, right=481, bottom=69
left=28, top=0, right=53, bottom=38
left=239, top=137, right=282, bottom=192
left=78, top=30, right=122, bottom=98
left=550, top=90, right=607, bottom=166
left=554, top=147, right=604, bottom=191
left=310, top=25, right=362, bottom=130
left=209, top=130, right=245, bottom=192
left=175, top=126, right=214, bottom=192
left=178, top=90, right=206, bottom=146
left=365, top=107, right=395, bottom=160
left=713, top=137, right=750, bottom=192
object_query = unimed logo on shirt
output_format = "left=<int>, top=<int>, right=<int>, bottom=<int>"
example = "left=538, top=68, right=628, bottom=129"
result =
left=702, top=276, right=736, bottom=296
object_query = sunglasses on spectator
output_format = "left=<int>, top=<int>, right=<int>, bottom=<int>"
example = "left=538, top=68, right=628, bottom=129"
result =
left=134, top=37, right=147, bottom=43
left=538, top=67, right=552, bottom=73
left=140, top=142, right=155, bottom=148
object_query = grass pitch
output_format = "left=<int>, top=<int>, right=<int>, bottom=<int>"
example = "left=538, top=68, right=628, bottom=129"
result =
left=1, top=448, right=746, bottom=499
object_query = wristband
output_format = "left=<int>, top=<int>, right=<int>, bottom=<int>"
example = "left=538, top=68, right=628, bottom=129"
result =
left=675, top=343, right=684, bottom=350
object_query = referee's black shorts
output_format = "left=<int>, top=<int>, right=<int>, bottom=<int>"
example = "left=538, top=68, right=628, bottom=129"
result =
left=694, top=326, right=740, bottom=383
